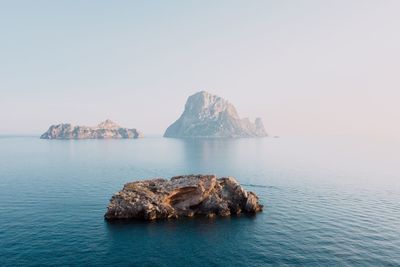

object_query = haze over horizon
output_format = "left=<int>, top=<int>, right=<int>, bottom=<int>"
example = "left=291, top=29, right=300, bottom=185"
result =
left=1, top=1, right=399, bottom=138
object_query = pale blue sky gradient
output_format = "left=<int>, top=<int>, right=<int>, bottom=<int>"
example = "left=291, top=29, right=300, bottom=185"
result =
left=1, top=1, right=399, bottom=137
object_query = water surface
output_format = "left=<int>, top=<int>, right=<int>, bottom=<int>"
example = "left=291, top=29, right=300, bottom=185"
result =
left=0, top=136, right=399, bottom=266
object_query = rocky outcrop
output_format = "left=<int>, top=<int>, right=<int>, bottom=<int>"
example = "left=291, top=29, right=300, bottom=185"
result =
left=105, top=175, right=263, bottom=221
left=40, top=119, right=143, bottom=139
left=164, top=91, right=267, bottom=138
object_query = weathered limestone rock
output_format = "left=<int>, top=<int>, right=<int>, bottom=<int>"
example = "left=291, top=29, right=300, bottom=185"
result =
left=105, top=175, right=263, bottom=221
left=164, top=91, right=267, bottom=138
left=40, top=119, right=143, bottom=139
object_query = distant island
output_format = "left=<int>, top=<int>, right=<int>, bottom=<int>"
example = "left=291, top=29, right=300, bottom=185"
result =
left=105, top=175, right=263, bottom=221
left=164, top=91, right=267, bottom=138
left=40, top=119, right=143, bottom=139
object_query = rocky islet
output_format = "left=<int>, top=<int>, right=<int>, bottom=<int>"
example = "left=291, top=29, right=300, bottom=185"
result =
left=105, top=175, right=263, bottom=221
left=40, top=119, right=143, bottom=139
left=164, top=91, right=267, bottom=138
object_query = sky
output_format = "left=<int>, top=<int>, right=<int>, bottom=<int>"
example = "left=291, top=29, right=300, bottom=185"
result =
left=1, top=0, right=399, bottom=137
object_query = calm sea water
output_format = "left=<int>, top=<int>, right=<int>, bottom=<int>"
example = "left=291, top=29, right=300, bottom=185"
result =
left=0, top=136, right=399, bottom=266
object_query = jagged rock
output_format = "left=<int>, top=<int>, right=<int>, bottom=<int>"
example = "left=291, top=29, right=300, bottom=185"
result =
left=40, top=119, right=143, bottom=139
left=104, top=175, right=263, bottom=221
left=164, top=91, right=267, bottom=138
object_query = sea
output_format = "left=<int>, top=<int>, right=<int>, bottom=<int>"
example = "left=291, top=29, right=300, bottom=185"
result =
left=0, top=135, right=399, bottom=266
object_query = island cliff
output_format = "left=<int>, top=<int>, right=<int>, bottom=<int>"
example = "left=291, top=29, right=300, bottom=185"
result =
left=105, top=175, right=263, bottom=221
left=164, top=91, right=267, bottom=138
left=40, top=120, right=143, bottom=139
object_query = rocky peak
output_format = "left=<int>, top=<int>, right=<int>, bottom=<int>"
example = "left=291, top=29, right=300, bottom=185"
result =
left=255, top=118, right=266, bottom=133
left=184, top=91, right=239, bottom=120
left=97, top=119, right=121, bottom=129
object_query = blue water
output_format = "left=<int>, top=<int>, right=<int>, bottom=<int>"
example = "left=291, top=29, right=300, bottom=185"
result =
left=0, top=136, right=399, bottom=266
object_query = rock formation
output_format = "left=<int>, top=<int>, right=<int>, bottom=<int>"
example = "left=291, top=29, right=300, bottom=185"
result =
left=40, top=119, right=143, bottom=139
left=105, top=175, right=263, bottom=221
left=164, top=91, right=267, bottom=138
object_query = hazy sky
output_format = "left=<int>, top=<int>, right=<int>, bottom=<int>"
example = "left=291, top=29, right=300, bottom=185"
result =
left=1, top=1, right=399, bottom=137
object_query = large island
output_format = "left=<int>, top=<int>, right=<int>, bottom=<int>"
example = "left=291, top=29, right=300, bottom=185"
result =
left=105, top=174, right=263, bottom=221
left=40, top=119, right=143, bottom=139
left=164, top=91, right=267, bottom=138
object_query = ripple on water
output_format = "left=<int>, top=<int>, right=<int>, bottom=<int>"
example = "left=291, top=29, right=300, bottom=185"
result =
left=0, top=137, right=399, bottom=266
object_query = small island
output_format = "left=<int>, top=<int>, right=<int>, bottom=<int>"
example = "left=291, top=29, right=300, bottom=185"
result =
left=40, top=119, right=143, bottom=139
left=105, top=175, right=263, bottom=221
left=164, top=91, right=267, bottom=138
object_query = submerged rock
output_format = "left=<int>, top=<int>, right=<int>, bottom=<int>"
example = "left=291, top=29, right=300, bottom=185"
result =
left=40, top=119, right=143, bottom=139
left=105, top=175, right=263, bottom=221
left=164, top=91, right=267, bottom=138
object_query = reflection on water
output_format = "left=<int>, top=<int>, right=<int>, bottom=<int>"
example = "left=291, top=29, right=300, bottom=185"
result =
left=180, top=138, right=240, bottom=172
